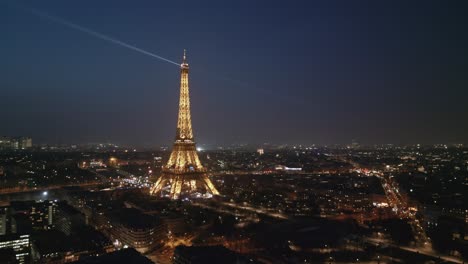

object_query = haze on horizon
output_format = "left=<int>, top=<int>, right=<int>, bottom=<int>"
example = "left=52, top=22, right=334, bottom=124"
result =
left=1, top=0, right=468, bottom=146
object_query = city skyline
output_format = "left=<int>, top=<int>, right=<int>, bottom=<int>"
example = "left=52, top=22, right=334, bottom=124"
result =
left=1, top=2, right=468, bottom=263
left=1, top=0, right=468, bottom=146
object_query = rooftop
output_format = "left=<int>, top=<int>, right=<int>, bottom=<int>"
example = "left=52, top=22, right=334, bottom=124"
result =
left=72, top=248, right=152, bottom=264
left=174, top=245, right=258, bottom=264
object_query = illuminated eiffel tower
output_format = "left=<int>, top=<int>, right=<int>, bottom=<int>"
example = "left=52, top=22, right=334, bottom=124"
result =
left=150, top=50, right=219, bottom=199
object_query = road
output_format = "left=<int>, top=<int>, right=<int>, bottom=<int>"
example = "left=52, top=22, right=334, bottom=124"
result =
left=222, top=201, right=288, bottom=219
left=0, top=181, right=102, bottom=195
left=374, top=171, right=429, bottom=245
left=192, top=200, right=288, bottom=220
left=366, top=237, right=464, bottom=264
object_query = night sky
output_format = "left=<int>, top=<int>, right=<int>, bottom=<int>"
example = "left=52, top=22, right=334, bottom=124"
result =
left=1, top=0, right=468, bottom=147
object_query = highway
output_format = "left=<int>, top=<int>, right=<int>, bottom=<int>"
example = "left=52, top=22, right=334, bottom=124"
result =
left=373, top=171, right=429, bottom=245
left=0, top=181, right=102, bottom=195
left=192, top=200, right=288, bottom=221
left=366, top=237, right=464, bottom=264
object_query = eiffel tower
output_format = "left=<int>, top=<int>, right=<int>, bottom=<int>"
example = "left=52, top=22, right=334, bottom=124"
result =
left=150, top=50, right=219, bottom=199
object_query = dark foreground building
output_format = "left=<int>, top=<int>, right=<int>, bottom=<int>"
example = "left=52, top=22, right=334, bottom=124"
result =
left=72, top=248, right=152, bottom=264
left=0, top=234, right=30, bottom=263
left=173, top=245, right=258, bottom=264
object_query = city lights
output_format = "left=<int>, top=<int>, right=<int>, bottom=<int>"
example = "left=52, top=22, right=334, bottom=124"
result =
left=1, top=1, right=467, bottom=263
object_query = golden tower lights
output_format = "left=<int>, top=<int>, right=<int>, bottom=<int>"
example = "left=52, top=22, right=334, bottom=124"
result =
left=150, top=50, right=219, bottom=199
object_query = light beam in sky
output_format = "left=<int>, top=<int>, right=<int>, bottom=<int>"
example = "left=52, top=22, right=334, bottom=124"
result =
left=25, top=7, right=180, bottom=66
left=10, top=3, right=266, bottom=97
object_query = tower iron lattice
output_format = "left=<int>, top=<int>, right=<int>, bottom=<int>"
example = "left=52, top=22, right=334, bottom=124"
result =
left=150, top=50, right=219, bottom=199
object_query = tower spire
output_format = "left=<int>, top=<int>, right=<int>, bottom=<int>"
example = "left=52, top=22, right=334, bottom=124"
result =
left=183, top=49, right=186, bottom=63
left=176, top=49, right=193, bottom=140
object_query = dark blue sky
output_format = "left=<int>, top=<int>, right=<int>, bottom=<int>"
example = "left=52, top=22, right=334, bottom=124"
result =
left=1, top=0, right=467, bottom=146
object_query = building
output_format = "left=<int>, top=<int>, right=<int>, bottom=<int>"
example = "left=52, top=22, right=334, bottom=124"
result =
left=30, top=227, right=113, bottom=263
left=71, top=248, right=152, bottom=264
left=0, top=137, right=12, bottom=149
left=1, top=201, right=114, bottom=263
left=0, top=136, right=32, bottom=150
left=107, top=208, right=161, bottom=254
left=17, top=137, right=32, bottom=149
left=10, top=200, right=58, bottom=232
left=0, top=234, right=31, bottom=263
left=0, top=207, right=8, bottom=235
left=173, top=245, right=257, bottom=264
left=30, top=230, right=72, bottom=263
left=54, top=202, right=86, bottom=236
left=150, top=50, right=219, bottom=199
left=0, top=248, right=17, bottom=264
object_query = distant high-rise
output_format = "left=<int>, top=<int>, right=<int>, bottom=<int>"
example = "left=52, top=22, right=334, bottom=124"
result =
left=0, top=137, right=12, bottom=149
left=0, top=136, right=32, bottom=150
left=150, top=50, right=219, bottom=199
left=18, top=137, right=32, bottom=149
